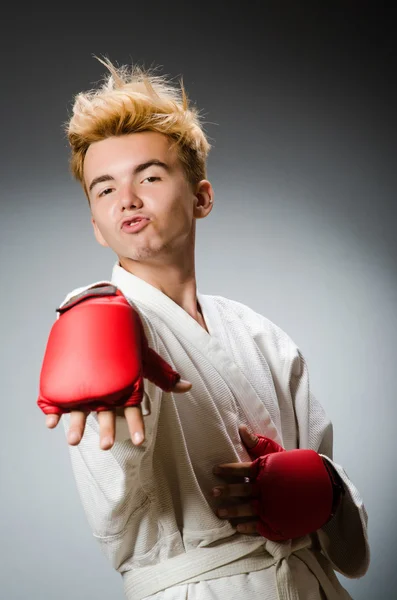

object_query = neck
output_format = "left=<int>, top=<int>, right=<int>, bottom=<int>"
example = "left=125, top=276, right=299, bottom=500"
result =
left=118, top=250, right=204, bottom=324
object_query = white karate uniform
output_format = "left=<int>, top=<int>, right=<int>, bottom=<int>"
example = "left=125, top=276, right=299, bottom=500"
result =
left=61, top=262, right=369, bottom=600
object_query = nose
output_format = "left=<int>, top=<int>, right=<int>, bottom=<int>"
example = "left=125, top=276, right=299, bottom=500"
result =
left=119, top=184, right=143, bottom=210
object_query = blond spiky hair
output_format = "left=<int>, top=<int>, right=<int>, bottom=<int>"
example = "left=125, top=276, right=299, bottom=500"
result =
left=67, top=56, right=211, bottom=197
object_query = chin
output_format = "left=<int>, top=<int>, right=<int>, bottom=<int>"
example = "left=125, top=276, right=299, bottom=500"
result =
left=121, top=248, right=159, bottom=262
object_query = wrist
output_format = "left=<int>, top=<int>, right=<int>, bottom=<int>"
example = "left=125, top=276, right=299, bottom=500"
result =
left=321, top=458, right=345, bottom=520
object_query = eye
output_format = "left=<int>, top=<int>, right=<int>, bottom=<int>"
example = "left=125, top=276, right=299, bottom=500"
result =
left=98, top=188, right=114, bottom=197
left=142, top=176, right=160, bottom=183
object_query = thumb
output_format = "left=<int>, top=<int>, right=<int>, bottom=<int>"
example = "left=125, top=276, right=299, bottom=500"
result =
left=239, top=424, right=259, bottom=449
left=143, top=347, right=184, bottom=391
left=172, top=379, right=192, bottom=393
left=240, top=425, right=286, bottom=459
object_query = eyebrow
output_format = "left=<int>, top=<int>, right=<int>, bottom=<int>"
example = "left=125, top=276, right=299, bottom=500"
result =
left=88, top=159, right=170, bottom=193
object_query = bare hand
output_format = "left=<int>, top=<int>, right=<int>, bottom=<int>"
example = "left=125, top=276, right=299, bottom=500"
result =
left=211, top=424, right=261, bottom=535
left=45, top=378, right=192, bottom=450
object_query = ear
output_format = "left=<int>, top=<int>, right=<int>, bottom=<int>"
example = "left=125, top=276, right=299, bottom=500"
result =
left=193, top=180, right=214, bottom=219
left=91, top=216, right=109, bottom=248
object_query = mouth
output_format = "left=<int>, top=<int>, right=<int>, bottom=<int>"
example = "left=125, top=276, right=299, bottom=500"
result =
left=121, top=217, right=150, bottom=234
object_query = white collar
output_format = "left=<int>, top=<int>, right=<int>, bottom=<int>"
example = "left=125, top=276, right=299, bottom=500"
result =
left=111, top=262, right=213, bottom=339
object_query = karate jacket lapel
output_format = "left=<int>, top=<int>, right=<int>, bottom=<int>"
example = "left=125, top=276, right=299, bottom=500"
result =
left=111, top=262, right=283, bottom=446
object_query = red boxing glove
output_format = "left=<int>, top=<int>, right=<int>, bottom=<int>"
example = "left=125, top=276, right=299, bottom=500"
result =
left=248, top=436, right=335, bottom=542
left=37, top=284, right=181, bottom=415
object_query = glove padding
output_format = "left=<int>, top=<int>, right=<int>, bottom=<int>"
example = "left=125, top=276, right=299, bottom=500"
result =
left=247, top=434, right=334, bottom=541
left=37, top=284, right=181, bottom=415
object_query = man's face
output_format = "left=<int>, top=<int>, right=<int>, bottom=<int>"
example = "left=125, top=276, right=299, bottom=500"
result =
left=84, top=131, right=211, bottom=264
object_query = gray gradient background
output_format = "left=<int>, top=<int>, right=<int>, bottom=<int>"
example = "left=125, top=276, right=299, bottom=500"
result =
left=1, top=2, right=396, bottom=599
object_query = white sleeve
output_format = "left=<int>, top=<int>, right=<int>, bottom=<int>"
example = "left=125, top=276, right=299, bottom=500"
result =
left=58, top=283, right=162, bottom=571
left=62, top=387, right=159, bottom=572
left=288, top=342, right=370, bottom=578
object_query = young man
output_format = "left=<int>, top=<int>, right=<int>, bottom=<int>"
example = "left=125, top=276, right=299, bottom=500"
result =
left=38, top=58, right=369, bottom=599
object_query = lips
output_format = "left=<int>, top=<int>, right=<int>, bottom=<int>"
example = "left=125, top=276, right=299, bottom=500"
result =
left=121, top=218, right=150, bottom=234
left=121, top=214, right=149, bottom=226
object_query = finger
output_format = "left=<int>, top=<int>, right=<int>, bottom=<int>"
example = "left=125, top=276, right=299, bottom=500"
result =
left=217, top=502, right=258, bottom=519
left=213, top=462, right=254, bottom=478
left=46, top=414, right=61, bottom=429
left=97, top=410, right=116, bottom=450
left=68, top=411, right=88, bottom=445
left=238, top=424, right=259, bottom=450
left=212, top=483, right=259, bottom=498
left=235, top=521, right=260, bottom=535
left=172, top=379, right=192, bottom=393
left=228, top=516, right=259, bottom=527
left=124, top=405, right=146, bottom=446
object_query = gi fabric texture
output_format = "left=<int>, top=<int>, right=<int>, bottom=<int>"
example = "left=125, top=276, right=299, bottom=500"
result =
left=60, top=262, right=369, bottom=600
